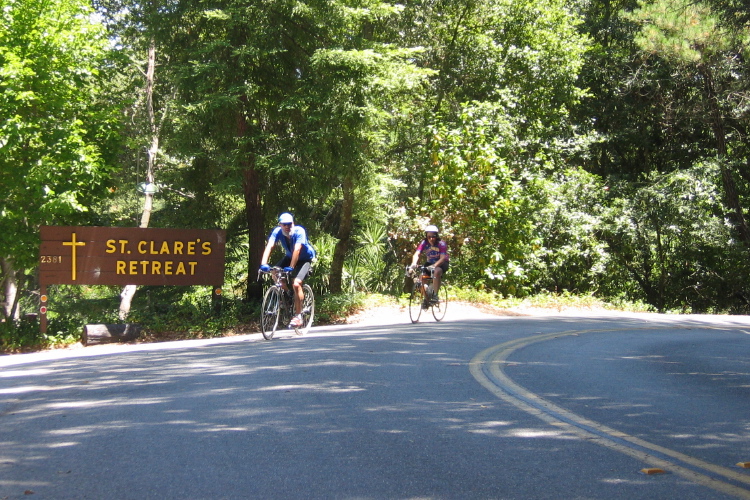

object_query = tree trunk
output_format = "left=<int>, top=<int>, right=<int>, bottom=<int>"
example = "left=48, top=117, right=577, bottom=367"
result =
left=244, top=163, right=265, bottom=302
left=1, top=256, right=19, bottom=321
left=329, top=175, right=355, bottom=293
left=119, top=39, right=160, bottom=320
left=701, top=66, right=750, bottom=248
left=237, top=101, right=265, bottom=303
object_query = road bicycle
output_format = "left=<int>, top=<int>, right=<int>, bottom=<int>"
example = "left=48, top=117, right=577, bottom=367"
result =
left=258, top=267, right=315, bottom=339
left=405, top=265, right=448, bottom=323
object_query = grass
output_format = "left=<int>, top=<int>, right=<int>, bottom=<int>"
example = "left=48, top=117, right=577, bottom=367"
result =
left=450, top=287, right=653, bottom=313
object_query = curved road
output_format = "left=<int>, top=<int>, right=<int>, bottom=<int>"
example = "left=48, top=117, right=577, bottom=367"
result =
left=1, top=310, right=749, bottom=499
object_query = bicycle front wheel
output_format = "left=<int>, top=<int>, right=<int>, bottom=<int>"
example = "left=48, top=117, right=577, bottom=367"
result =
left=408, top=285, right=423, bottom=323
left=261, top=287, right=281, bottom=340
left=431, top=284, right=448, bottom=322
left=295, top=284, right=315, bottom=335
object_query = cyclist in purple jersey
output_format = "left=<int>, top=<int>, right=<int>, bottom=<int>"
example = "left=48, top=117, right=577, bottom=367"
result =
left=410, top=225, right=449, bottom=304
left=260, top=213, right=316, bottom=328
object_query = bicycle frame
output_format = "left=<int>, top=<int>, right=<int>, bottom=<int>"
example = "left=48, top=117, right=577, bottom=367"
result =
left=408, top=266, right=431, bottom=295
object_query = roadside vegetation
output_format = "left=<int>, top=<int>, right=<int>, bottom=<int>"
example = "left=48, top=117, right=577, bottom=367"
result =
left=4, top=0, right=750, bottom=352
left=1, top=284, right=652, bottom=353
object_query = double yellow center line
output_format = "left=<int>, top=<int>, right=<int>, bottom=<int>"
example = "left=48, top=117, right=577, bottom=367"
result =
left=470, top=327, right=750, bottom=499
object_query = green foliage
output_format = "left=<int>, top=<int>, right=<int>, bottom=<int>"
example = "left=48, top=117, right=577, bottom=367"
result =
left=0, top=284, right=120, bottom=352
left=600, top=162, right=748, bottom=312
left=9, top=0, right=750, bottom=352
left=524, top=168, right=611, bottom=295
left=315, top=292, right=368, bottom=324
left=627, top=0, right=730, bottom=65
left=126, top=286, right=246, bottom=337
left=0, top=0, right=120, bottom=269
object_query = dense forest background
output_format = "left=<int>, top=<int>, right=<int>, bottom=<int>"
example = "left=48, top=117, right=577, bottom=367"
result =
left=3, top=0, right=750, bottom=347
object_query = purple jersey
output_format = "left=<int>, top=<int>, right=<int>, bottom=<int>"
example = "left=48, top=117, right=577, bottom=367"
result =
left=417, top=239, right=449, bottom=264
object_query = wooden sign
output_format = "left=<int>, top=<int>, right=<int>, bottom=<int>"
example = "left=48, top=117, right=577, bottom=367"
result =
left=39, top=226, right=226, bottom=286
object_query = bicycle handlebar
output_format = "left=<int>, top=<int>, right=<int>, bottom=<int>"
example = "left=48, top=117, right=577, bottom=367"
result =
left=259, top=266, right=293, bottom=284
left=405, top=264, right=435, bottom=278
left=259, top=266, right=291, bottom=273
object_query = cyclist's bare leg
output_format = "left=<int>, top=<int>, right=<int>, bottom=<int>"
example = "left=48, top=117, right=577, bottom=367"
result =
left=433, top=267, right=443, bottom=295
left=292, top=278, right=304, bottom=315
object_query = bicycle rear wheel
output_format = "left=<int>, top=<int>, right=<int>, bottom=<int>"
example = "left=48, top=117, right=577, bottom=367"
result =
left=431, top=284, right=448, bottom=321
left=408, top=285, right=423, bottom=323
left=261, top=287, right=281, bottom=340
left=295, top=284, right=315, bottom=335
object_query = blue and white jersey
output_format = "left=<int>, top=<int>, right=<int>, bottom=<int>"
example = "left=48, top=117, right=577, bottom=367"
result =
left=268, top=225, right=316, bottom=261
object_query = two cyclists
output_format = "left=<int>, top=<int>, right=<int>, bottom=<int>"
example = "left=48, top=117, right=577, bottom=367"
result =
left=260, top=217, right=447, bottom=328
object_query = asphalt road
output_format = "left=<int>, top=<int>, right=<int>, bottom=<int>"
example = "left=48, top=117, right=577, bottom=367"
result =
left=1, top=311, right=750, bottom=499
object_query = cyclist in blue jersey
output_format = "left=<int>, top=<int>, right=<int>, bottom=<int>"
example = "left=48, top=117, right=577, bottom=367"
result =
left=260, top=213, right=316, bottom=328
left=410, top=225, right=449, bottom=307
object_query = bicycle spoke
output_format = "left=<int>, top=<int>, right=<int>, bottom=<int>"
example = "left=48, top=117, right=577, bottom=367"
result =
left=261, top=287, right=281, bottom=340
left=408, top=286, right=423, bottom=323
left=295, top=284, right=315, bottom=335
left=431, top=284, right=448, bottom=321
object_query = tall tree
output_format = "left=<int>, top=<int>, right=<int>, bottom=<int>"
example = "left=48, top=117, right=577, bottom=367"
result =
left=626, top=0, right=750, bottom=246
left=388, top=0, right=591, bottom=287
left=0, top=0, right=119, bottom=321
left=300, top=46, right=430, bottom=292
left=118, top=39, right=173, bottom=319
left=145, top=0, right=427, bottom=297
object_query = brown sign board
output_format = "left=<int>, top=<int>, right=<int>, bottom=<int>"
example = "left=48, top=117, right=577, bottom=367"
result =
left=39, top=226, right=226, bottom=286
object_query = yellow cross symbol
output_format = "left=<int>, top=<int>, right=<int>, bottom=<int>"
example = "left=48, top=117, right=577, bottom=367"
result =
left=62, top=232, right=86, bottom=281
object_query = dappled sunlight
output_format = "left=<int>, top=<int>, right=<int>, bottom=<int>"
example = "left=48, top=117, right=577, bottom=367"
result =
left=598, top=402, right=651, bottom=410
left=255, top=383, right=367, bottom=393
left=624, top=411, right=661, bottom=418
left=473, top=420, right=514, bottom=428
left=600, top=478, right=654, bottom=485
left=1, top=369, right=54, bottom=378
left=3, top=315, right=750, bottom=499
left=506, top=428, right=576, bottom=439
left=50, top=396, right=170, bottom=408
left=199, top=425, right=250, bottom=433
left=0, top=384, right=81, bottom=395
left=666, top=431, right=750, bottom=445
left=292, top=360, right=380, bottom=369
left=46, top=441, right=79, bottom=448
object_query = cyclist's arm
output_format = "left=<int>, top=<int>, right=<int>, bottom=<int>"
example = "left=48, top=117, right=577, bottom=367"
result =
left=290, top=243, right=302, bottom=270
left=260, top=234, right=277, bottom=266
left=410, top=247, right=422, bottom=267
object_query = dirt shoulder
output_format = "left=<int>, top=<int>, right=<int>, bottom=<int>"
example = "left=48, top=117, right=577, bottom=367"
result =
left=343, top=300, right=624, bottom=325
left=1, top=301, right=647, bottom=355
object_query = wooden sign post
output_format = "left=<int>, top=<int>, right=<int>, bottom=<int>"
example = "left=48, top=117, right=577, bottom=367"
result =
left=39, top=226, right=226, bottom=334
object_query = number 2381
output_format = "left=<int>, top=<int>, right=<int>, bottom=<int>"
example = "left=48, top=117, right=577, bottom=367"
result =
left=40, top=255, right=62, bottom=264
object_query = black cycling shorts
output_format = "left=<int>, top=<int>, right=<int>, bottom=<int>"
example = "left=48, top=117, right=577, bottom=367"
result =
left=429, top=261, right=449, bottom=273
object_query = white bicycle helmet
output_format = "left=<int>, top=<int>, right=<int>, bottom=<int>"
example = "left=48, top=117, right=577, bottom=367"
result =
left=278, top=212, right=294, bottom=224
left=424, top=225, right=439, bottom=234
